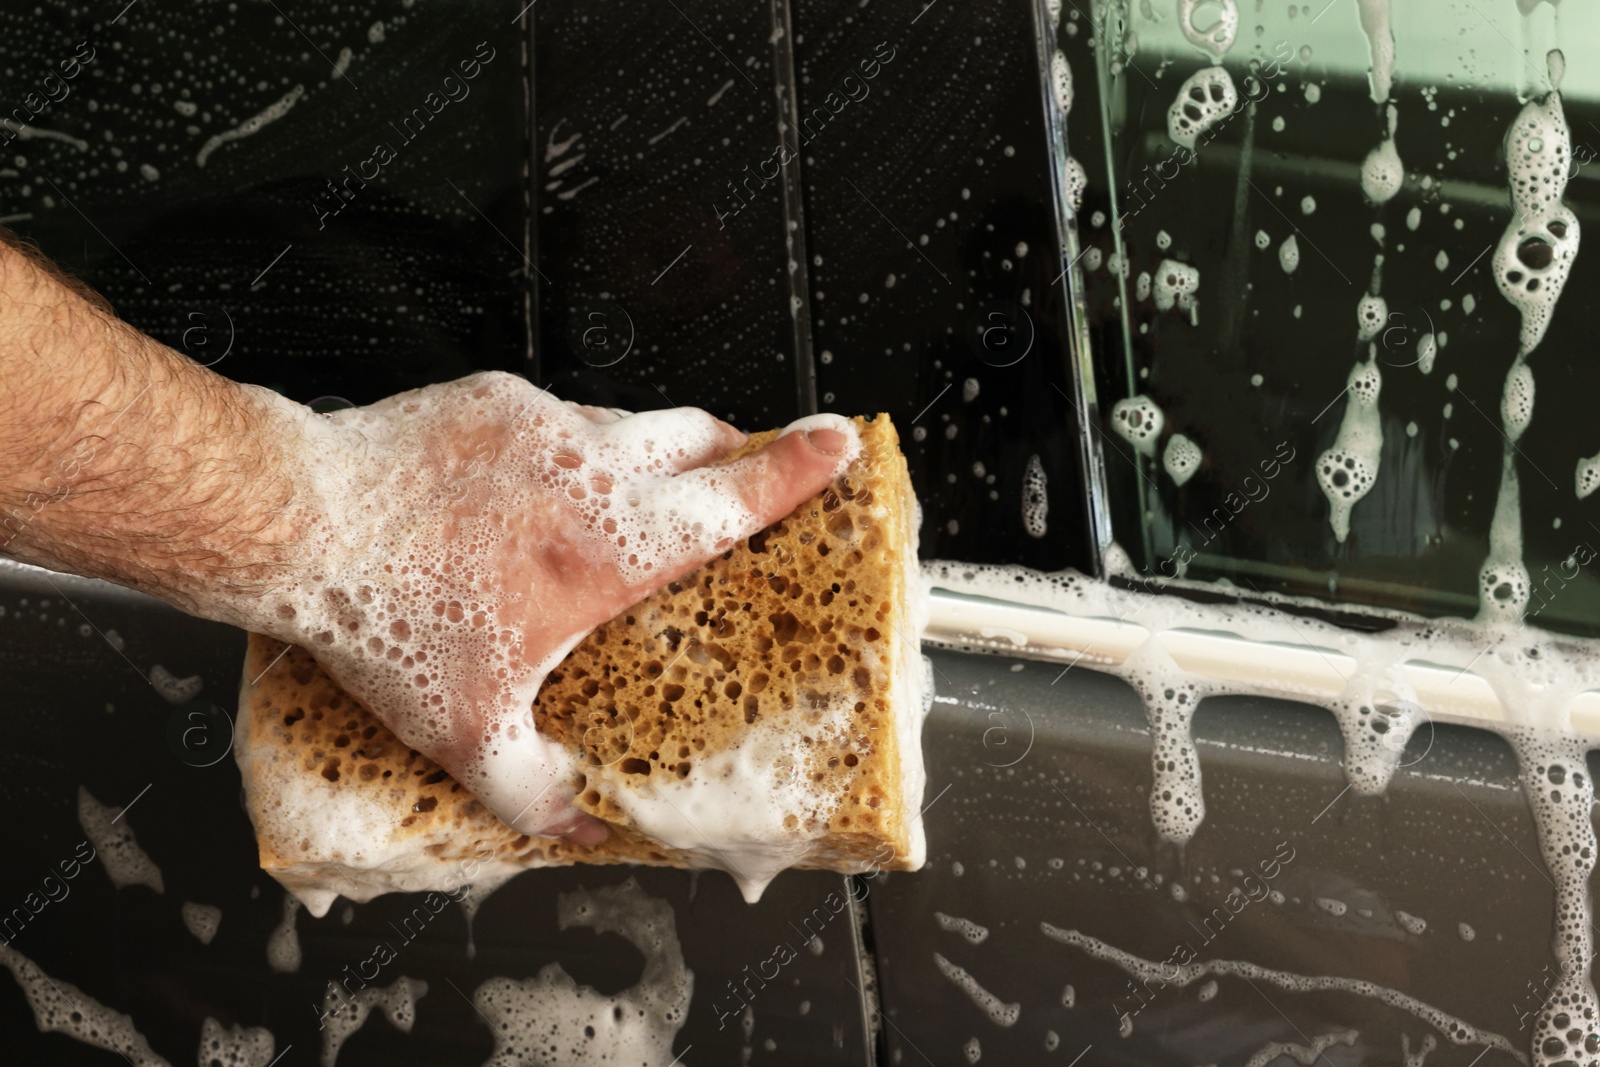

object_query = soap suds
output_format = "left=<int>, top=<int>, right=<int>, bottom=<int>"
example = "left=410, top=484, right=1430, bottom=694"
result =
left=1168, top=67, right=1238, bottom=150
left=1110, top=396, right=1165, bottom=458
left=199, top=1018, right=276, bottom=1067
left=183, top=902, right=222, bottom=945
left=0, top=942, right=169, bottom=1065
left=933, top=953, right=1020, bottom=1027
left=1317, top=354, right=1384, bottom=542
left=936, top=912, right=991, bottom=944
left=1361, top=105, right=1403, bottom=204
left=78, top=786, right=163, bottom=893
left=1163, top=433, right=1202, bottom=487
left=1022, top=454, right=1048, bottom=538
left=472, top=879, right=690, bottom=1066
left=319, top=976, right=427, bottom=1067
left=1041, top=924, right=1519, bottom=1057
left=266, top=893, right=302, bottom=973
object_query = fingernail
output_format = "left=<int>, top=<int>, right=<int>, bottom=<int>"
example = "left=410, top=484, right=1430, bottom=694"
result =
left=806, top=427, right=848, bottom=455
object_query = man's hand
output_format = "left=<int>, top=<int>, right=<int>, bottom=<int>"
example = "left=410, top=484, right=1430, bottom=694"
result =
left=0, top=232, right=859, bottom=842
left=252, top=372, right=859, bottom=841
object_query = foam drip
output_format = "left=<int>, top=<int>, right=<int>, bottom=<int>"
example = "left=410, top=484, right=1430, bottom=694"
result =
left=266, top=893, right=302, bottom=973
left=1494, top=54, right=1579, bottom=357
left=932, top=953, right=1020, bottom=1027
left=1509, top=730, right=1600, bottom=1066
left=1360, top=106, right=1403, bottom=204
left=1039, top=924, right=1522, bottom=1058
left=471, top=879, right=690, bottom=1066
left=1316, top=354, right=1384, bottom=542
left=1167, top=67, right=1237, bottom=150
left=1355, top=0, right=1395, bottom=103
left=0, top=942, right=169, bottom=1065
left=1110, top=396, right=1165, bottom=458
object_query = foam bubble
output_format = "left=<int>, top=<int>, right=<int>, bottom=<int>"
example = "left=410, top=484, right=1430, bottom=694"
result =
left=1050, top=50, right=1073, bottom=115
left=1168, top=67, right=1238, bottom=150
left=1316, top=356, right=1384, bottom=542
left=78, top=786, right=163, bottom=894
left=1396, top=910, right=1427, bottom=936
left=1577, top=452, right=1600, bottom=500
left=1501, top=362, right=1535, bottom=442
left=183, top=902, right=222, bottom=945
left=1135, top=270, right=1152, bottom=301
left=319, top=977, right=427, bottom=1067
left=1109, top=396, right=1165, bottom=458
left=1022, top=454, right=1049, bottom=538
left=1255, top=229, right=1271, bottom=250
left=1417, top=332, right=1437, bottom=375
left=1163, top=433, right=1202, bottom=487
left=1177, top=0, right=1238, bottom=59
left=1279, top=235, right=1301, bottom=274
left=1357, top=295, right=1388, bottom=341
left=1360, top=106, right=1403, bottom=203
left=1064, top=156, right=1087, bottom=213
left=0, top=942, right=168, bottom=1065
left=267, top=893, right=302, bottom=973
left=936, top=912, right=991, bottom=944
left=1154, top=259, right=1200, bottom=314
left=198, top=1018, right=276, bottom=1067
left=934, top=953, right=1020, bottom=1026
left=964, top=1037, right=983, bottom=1063
left=472, top=879, right=690, bottom=1066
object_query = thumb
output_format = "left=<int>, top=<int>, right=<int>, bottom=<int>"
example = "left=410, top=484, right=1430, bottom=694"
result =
left=631, top=414, right=862, bottom=591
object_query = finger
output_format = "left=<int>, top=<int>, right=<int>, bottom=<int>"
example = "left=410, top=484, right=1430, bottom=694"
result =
left=598, top=406, right=747, bottom=475
left=560, top=815, right=611, bottom=847
left=639, top=414, right=861, bottom=583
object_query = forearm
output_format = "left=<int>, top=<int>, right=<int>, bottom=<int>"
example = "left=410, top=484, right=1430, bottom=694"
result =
left=0, top=234, right=312, bottom=625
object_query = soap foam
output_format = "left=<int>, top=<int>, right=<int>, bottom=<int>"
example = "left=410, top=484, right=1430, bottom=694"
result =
left=1356, top=0, right=1395, bottom=103
left=1177, top=0, right=1238, bottom=59
left=183, top=902, right=222, bottom=945
left=1040, top=924, right=1520, bottom=1057
left=78, top=786, right=163, bottom=894
left=266, top=893, right=302, bottom=973
left=933, top=953, right=1020, bottom=1027
left=1168, top=67, right=1238, bottom=150
left=199, top=1018, right=276, bottom=1067
left=251, top=372, right=861, bottom=839
left=472, top=879, right=691, bottom=1066
left=936, top=912, right=991, bottom=944
left=1317, top=354, right=1384, bottom=542
left=1022, top=454, right=1048, bottom=538
left=1360, top=106, right=1403, bottom=204
left=1154, top=259, right=1200, bottom=315
left=1110, top=396, right=1165, bottom=458
left=1279, top=235, right=1301, bottom=275
left=319, top=976, right=427, bottom=1067
left=1163, top=433, right=1202, bottom=487
left=0, top=942, right=169, bottom=1065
